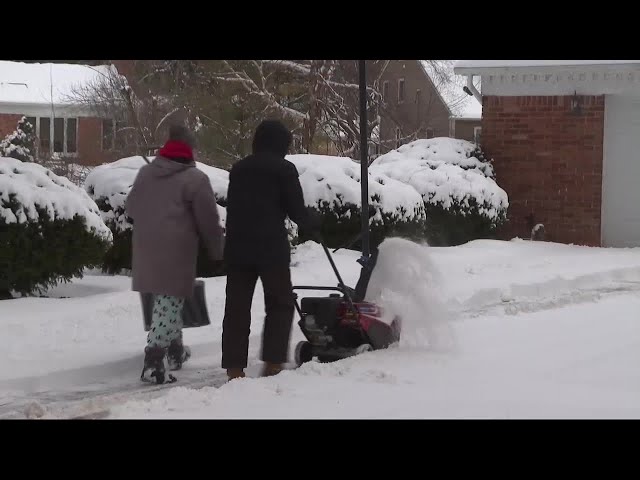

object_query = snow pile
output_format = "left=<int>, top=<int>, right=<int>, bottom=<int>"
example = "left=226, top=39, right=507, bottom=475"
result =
left=365, top=237, right=457, bottom=351
left=84, top=156, right=229, bottom=232
left=286, top=154, right=425, bottom=224
left=370, top=138, right=508, bottom=222
left=0, top=61, right=116, bottom=106
left=0, top=157, right=111, bottom=240
left=372, top=137, right=495, bottom=178
left=432, top=239, right=640, bottom=310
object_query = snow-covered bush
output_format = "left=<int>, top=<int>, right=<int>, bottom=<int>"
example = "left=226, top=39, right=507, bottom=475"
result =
left=287, top=154, right=426, bottom=249
left=371, top=138, right=508, bottom=246
left=0, top=117, right=36, bottom=163
left=40, top=155, right=94, bottom=187
left=84, top=156, right=229, bottom=275
left=0, top=157, right=112, bottom=298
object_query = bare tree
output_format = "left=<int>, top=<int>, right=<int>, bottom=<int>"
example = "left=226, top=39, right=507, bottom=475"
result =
left=422, top=60, right=480, bottom=117
left=69, top=60, right=466, bottom=167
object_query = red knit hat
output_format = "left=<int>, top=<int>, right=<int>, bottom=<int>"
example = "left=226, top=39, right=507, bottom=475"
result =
left=158, top=124, right=195, bottom=160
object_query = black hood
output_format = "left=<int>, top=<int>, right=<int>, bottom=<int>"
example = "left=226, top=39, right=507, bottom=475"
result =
left=251, top=119, right=292, bottom=157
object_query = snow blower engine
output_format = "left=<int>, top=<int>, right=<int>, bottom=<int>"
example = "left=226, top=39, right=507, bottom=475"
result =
left=293, top=242, right=401, bottom=366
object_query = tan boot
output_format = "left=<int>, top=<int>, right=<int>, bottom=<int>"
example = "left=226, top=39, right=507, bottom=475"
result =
left=227, top=368, right=246, bottom=381
left=261, top=363, right=283, bottom=377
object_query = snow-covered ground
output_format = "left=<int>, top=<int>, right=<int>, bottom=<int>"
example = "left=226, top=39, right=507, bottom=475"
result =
left=1, top=239, right=640, bottom=419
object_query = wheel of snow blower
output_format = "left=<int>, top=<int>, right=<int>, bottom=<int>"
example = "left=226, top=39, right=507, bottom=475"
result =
left=355, top=344, right=373, bottom=355
left=294, top=341, right=313, bottom=367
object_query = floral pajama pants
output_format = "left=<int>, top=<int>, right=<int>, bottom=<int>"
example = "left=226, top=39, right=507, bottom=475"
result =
left=147, top=295, right=185, bottom=349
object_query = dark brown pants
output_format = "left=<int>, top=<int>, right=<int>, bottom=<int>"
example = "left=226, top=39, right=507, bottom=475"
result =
left=222, top=266, right=295, bottom=369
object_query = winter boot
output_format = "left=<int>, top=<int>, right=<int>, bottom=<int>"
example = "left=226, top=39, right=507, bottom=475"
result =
left=261, top=363, right=283, bottom=377
left=227, top=368, right=246, bottom=381
left=140, top=346, right=176, bottom=384
left=167, top=340, right=191, bottom=371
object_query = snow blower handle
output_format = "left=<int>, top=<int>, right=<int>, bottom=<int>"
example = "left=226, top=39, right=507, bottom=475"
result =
left=317, top=237, right=358, bottom=314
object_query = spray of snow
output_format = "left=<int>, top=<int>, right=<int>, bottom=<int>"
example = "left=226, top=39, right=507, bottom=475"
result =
left=365, top=237, right=457, bottom=352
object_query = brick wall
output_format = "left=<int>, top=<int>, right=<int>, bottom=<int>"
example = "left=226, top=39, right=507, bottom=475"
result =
left=482, top=95, right=604, bottom=246
left=0, top=114, right=23, bottom=139
left=1, top=113, right=117, bottom=166
left=78, top=117, right=118, bottom=166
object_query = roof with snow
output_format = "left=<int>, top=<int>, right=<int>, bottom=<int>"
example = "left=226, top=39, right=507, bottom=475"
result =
left=457, top=98, right=481, bottom=119
left=420, top=61, right=481, bottom=119
left=0, top=61, right=116, bottom=107
left=417, top=61, right=452, bottom=117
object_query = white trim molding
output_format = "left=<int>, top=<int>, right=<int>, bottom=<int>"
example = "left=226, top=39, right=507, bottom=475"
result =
left=454, top=62, right=640, bottom=96
left=0, top=102, right=100, bottom=118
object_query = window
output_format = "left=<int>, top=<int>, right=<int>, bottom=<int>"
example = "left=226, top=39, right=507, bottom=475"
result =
left=395, top=128, right=401, bottom=148
left=66, top=119, right=77, bottom=154
left=474, top=126, right=482, bottom=144
left=415, top=89, right=421, bottom=104
left=426, top=127, right=435, bottom=139
left=103, top=119, right=132, bottom=151
left=102, top=119, right=114, bottom=151
left=39, top=117, right=51, bottom=153
left=53, top=118, right=64, bottom=153
left=115, top=123, right=131, bottom=151
left=397, top=78, right=405, bottom=103
left=31, top=116, right=77, bottom=156
left=382, top=81, right=389, bottom=102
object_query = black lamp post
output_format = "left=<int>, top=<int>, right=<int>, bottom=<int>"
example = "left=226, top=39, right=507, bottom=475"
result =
left=358, top=60, right=370, bottom=261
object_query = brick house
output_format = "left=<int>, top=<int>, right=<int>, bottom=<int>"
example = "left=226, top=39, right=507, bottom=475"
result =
left=0, top=60, right=124, bottom=167
left=449, top=98, right=482, bottom=143
left=454, top=60, right=640, bottom=247
left=374, top=60, right=451, bottom=154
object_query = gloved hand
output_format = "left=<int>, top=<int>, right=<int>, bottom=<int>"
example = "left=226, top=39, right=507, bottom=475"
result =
left=298, top=208, right=322, bottom=240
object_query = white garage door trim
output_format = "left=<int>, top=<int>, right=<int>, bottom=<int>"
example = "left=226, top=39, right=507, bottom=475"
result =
left=602, top=94, right=640, bottom=247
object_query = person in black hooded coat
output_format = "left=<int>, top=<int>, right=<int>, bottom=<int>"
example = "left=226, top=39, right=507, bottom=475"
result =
left=222, top=119, right=317, bottom=380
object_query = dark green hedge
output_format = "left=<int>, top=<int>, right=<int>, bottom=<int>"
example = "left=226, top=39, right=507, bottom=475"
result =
left=0, top=194, right=110, bottom=298
left=296, top=199, right=426, bottom=251
left=423, top=200, right=507, bottom=247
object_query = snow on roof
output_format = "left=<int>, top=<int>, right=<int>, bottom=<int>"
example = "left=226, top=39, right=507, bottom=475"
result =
left=0, top=61, right=116, bottom=106
left=420, top=60, right=481, bottom=118
left=418, top=61, right=452, bottom=117
left=455, top=60, right=640, bottom=70
left=458, top=98, right=482, bottom=119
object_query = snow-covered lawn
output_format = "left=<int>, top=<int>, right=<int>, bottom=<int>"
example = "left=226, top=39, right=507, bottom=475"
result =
left=1, top=239, right=640, bottom=418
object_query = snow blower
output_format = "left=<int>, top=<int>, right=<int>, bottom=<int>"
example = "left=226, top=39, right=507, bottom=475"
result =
left=292, top=242, right=401, bottom=366
left=293, top=61, right=400, bottom=366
